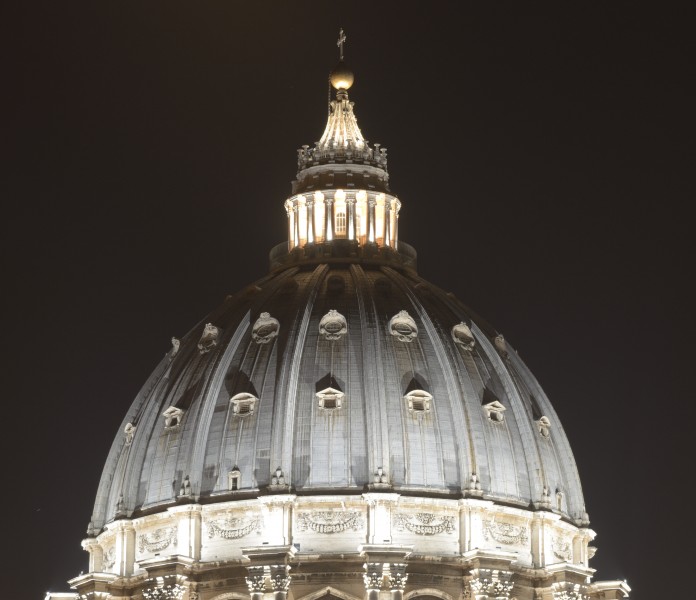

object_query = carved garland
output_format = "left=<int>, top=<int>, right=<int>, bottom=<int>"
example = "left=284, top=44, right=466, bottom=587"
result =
left=207, top=515, right=261, bottom=539
left=102, top=546, right=116, bottom=570
left=552, top=536, right=573, bottom=561
left=296, top=510, right=364, bottom=534
left=482, top=520, right=529, bottom=545
left=138, top=527, right=177, bottom=553
left=393, top=512, right=455, bottom=535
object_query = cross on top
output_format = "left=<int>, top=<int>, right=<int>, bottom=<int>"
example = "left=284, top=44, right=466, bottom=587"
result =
left=337, top=28, right=346, bottom=60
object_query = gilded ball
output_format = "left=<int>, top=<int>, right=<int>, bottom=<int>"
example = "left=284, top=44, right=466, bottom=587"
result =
left=329, top=61, right=354, bottom=90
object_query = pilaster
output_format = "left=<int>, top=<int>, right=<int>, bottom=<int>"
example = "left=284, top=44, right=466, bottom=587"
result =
left=362, top=493, right=400, bottom=544
left=168, top=504, right=202, bottom=561
left=81, top=537, right=103, bottom=573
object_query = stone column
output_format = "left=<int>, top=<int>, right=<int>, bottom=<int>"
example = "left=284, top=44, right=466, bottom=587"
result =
left=384, top=202, right=391, bottom=248
left=388, top=563, right=408, bottom=600
left=347, top=196, right=356, bottom=240
left=270, top=564, right=292, bottom=600
left=326, top=197, right=334, bottom=241
left=368, top=198, right=376, bottom=244
left=307, top=198, right=315, bottom=244
left=286, top=202, right=293, bottom=250
left=293, top=204, right=300, bottom=248
left=363, top=562, right=384, bottom=600
left=246, top=566, right=266, bottom=600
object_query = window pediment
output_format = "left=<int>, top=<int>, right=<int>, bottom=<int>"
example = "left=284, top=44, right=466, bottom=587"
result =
left=316, top=387, right=344, bottom=410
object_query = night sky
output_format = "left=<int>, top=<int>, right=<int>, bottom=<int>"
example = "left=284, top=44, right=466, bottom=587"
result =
left=4, top=3, right=692, bottom=599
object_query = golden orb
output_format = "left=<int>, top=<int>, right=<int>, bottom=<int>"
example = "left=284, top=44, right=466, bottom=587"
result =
left=329, top=61, right=354, bottom=90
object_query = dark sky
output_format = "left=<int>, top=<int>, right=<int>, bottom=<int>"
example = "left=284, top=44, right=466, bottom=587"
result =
left=4, top=3, right=693, bottom=598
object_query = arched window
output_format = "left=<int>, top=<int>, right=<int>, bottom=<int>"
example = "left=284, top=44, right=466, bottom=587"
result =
left=334, top=190, right=347, bottom=237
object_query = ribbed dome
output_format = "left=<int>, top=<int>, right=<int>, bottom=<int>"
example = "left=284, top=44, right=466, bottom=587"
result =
left=68, top=38, right=630, bottom=600
left=90, top=253, right=586, bottom=532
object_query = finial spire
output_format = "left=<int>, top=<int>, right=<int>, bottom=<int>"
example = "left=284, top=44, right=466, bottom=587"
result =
left=337, top=28, right=346, bottom=61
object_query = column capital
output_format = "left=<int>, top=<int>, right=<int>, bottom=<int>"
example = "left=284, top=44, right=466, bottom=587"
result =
left=245, top=566, right=267, bottom=594
left=467, top=568, right=514, bottom=599
left=270, top=564, right=292, bottom=592
left=363, top=562, right=385, bottom=592
left=387, top=563, right=408, bottom=591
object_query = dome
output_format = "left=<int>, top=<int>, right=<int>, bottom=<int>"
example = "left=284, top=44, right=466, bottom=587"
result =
left=92, top=257, right=585, bottom=528
left=68, top=32, right=630, bottom=600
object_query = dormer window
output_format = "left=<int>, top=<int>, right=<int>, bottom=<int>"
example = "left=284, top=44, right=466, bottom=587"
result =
left=316, top=387, right=344, bottom=410
left=228, top=466, right=241, bottom=491
left=162, top=406, right=184, bottom=430
left=483, top=400, right=506, bottom=423
left=230, top=393, right=258, bottom=417
left=405, top=389, right=432, bottom=413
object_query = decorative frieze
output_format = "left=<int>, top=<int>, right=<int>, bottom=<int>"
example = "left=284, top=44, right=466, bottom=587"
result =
left=482, top=519, right=529, bottom=545
left=138, top=527, right=177, bottom=553
left=207, top=515, right=261, bottom=539
left=393, top=511, right=454, bottom=535
left=297, top=510, right=364, bottom=534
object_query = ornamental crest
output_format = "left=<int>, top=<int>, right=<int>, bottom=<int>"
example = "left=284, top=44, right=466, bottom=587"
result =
left=296, top=510, right=364, bottom=534
left=393, top=512, right=455, bottom=535
left=552, top=536, right=572, bottom=561
left=388, top=310, right=418, bottom=342
left=198, top=323, right=220, bottom=354
left=452, top=322, right=475, bottom=350
left=252, top=312, right=280, bottom=344
left=319, top=309, right=348, bottom=340
left=138, top=527, right=177, bottom=553
left=207, top=515, right=261, bottom=539
left=482, top=519, right=528, bottom=545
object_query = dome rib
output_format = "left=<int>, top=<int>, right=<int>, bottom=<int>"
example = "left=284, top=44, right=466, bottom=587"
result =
left=382, top=266, right=467, bottom=490
left=188, top=313, right=251, bottom=497
left=272, top=264, right=329, bottom=486
left=350, top=264, right=391, bottom=482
